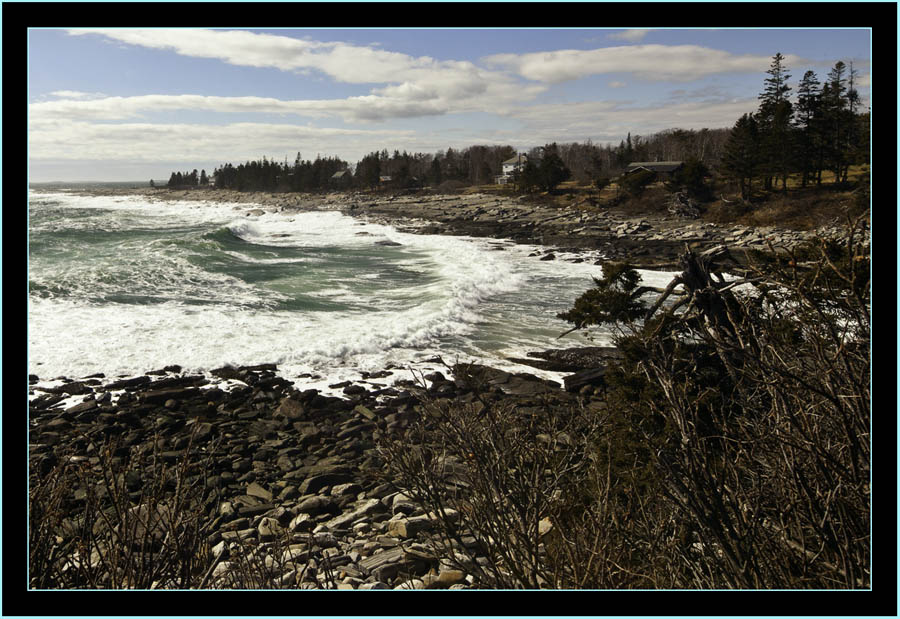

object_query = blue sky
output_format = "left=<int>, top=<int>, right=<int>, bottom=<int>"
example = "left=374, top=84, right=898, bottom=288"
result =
left=28, top=27, right=871, bottom=182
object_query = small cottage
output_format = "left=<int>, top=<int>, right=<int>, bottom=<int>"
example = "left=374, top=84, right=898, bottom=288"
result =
left=330, top=169, right=352, bottom=188
left=624, top=161, right=684, bottom=180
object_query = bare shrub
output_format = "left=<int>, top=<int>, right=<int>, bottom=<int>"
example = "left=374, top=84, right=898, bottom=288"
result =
left=31, top=424, right=343, bottom=590
left=562, top=214, right=870, bottom=588
left=30, top=427, right=217, bottom=589
left=380, top=215, right=869, bottom=589
left=379, top=370, right=667, bottom=589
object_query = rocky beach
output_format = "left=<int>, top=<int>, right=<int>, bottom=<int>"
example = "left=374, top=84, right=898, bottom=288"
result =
left=127, top=186, right=841, bottom=269
left=30, top=355, right=604, bottom=589
left=28, top=186, right=857, bottom=589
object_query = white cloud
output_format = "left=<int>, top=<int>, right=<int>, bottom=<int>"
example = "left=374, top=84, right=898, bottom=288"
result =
left=49, top=90, right=107, bottom=100
left=500, top=97, right=758, bottom=144
left=30, top=76, right=546, bottom=125
left=485, top=45, right=806, bottom=83
left=68, top=28, right=329, bottom=72
left=63, top=29, right=545, bottom=121
left=28, top=118, right=415, bottom=164
left=608, top=81, right=627, bottom=89
left=28, top=93, right=446, bottom=123
left=607, top=29, right=654, bottom=43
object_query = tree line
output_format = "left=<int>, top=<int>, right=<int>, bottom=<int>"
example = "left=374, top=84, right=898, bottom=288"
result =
left=721, top=55, right=868, bottom=201
left=165, top=169, right=209, bottom=189
left=163, top=53, right=867, bottom=199
left=165, top=130, right=732, bottom=194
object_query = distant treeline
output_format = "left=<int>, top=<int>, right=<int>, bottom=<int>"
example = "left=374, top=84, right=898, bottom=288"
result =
left=164, top=130, right=734, bottom=193
left=164, top=55, right=869, bottom=197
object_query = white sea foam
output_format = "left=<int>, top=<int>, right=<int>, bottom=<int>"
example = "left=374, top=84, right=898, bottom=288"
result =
left=28, top=191, right=680, bottom=391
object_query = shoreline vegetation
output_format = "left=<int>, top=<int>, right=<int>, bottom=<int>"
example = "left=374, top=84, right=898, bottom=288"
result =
left=29, top=180, right=870, bottom=589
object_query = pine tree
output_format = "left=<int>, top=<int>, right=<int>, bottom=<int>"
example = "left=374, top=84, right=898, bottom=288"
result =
left=757, top=53, right=793, bottom=191
left=536, top=143, right=571, bottom=192
left=517, top=160, right=540, bottom=193
left=821, top=61, right=852, bottom=184
left=429, top=157, right=442, bottom=186
left=843, top=62, right=863, bottom=182
left=794, top=70, right=821, bottom=187
left=720, top=113, right=761, bottom=202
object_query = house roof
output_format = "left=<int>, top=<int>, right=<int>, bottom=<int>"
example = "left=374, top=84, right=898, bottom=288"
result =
left=625, top=161, right=684, bottom=173
left=502, top=154, right=528, bottom=165
left=331, top=170, right=350, bottom=178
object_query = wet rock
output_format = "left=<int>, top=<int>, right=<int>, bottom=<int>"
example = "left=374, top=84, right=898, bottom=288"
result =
left=141, top=387, right=200, bottom=405
left=104, top=375, right=151, bottom=390
left=563, top=367, right=608, bottom=393
left=65, top=400, right=98, bottom=415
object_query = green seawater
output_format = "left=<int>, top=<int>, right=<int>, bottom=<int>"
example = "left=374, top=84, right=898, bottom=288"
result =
left=28, top=190, right=659, bottom=386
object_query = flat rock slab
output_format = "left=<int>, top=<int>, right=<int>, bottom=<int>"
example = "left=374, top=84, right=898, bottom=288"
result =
left=141, top=387, right=201, bottom=405
left=299, top=472, right=353, bottom=495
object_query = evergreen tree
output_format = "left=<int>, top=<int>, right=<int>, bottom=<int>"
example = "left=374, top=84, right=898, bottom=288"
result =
left=720, top=113, right=761, bottom=202
left=821, top=61, right=852, bottom=184
left=517, top=160, right=540, bottom=193
left=666, top=156, right=711, bottom=201
left=794, top=70, right=822, bottom=187
left=536, top=143, right=571, bottom=192
left=843, top=62, right=863, bottom=182
left=757, top=53, right=793, bottom=191
left=429, top=157, right=442, bottom=186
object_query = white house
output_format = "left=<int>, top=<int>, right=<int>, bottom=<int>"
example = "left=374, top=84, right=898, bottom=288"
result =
left=496, top=154, right=528, bottom=184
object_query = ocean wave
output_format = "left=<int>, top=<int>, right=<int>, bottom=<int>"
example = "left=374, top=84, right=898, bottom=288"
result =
left=28, top=192, right=681, bottom=386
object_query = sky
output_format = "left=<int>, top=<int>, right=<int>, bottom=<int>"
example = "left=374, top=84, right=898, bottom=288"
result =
left=27, top=27, right=871, bottom=182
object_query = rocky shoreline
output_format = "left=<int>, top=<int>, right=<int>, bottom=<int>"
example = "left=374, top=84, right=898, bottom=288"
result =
left=67, top=186, right=845, bottom=269
left=29, top=353, right=609, bottom=589
left=29, top=185, right=850, bottom=589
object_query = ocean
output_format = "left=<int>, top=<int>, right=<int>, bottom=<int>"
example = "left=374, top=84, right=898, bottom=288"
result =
left=27, top=191, right=677, bottom=393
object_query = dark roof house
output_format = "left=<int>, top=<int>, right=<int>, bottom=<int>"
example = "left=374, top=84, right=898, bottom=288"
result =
left=330, top=169, right=352, bottom=187
left=624, top=161, right=684, bottom=176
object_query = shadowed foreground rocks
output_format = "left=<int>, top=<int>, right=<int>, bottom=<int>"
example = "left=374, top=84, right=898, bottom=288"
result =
left=29, top=358, right=595, bottom=590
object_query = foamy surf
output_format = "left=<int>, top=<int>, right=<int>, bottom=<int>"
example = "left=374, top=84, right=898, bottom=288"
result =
left=28, top=190, right=679, bottom=393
